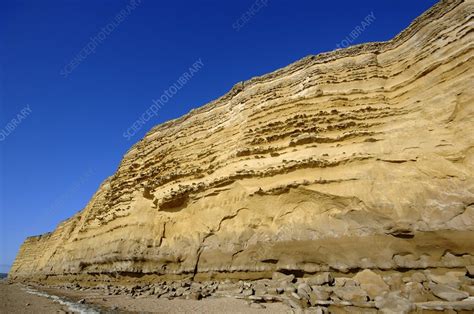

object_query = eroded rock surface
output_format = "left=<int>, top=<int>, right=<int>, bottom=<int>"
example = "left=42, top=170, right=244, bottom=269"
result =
left=9, top=0, right=474, bottom=289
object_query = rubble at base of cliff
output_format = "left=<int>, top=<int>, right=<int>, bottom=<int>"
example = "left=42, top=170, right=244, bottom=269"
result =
left=23, top=267, right=474, bottom=313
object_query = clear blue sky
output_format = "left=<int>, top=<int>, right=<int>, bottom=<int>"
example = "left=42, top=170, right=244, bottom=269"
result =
left=0, top=0, right=438, bottom=273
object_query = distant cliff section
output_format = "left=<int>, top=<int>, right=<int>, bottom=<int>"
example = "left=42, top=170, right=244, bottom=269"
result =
left=10, top=0, right=474, bottom=284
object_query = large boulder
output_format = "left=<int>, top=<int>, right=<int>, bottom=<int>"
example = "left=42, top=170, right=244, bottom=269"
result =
left=429, top=283, right=469, bottom=301
left=375, top=292, right=412, bottom=314
left=353, top=269, right=389, bottom=299
left=332, top=286, right=368, bottom=304
left=401, top=282, right=433, bottom=303
left=306, top=272, right=334, bottom=286
left=296, top=283, right=312, bottom=301
left=426, top=271, right=464, bottom=289
left=272, top=272, right=295, bottom=283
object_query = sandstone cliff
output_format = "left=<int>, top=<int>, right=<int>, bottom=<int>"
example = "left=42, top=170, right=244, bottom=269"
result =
left=10, top=0, right=474, bottom=284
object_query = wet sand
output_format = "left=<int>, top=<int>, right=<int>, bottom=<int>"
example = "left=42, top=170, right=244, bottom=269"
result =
left=0, top=281, right=69, bottom=313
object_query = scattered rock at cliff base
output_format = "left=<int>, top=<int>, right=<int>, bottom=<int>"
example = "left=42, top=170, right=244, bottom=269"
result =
left=306, top=272, right=334, bottom=286
left=22, top=266, right=474, bottom=312
left=402, top=282, right=432, bottom=303
left=272, top=272, right=296, bottom=283
left=429, top=283, right=469, bottom=302
left=353, top=269, right=390, bottom=299
left=466, top=265, right=474, bottom=278
left=308, top=287, right=331, bottom=306
left=332, top=285, right=369, bottom=304
left=375, top=292, right=413, bottom=314
left=296, top=282, right=312, bottom=300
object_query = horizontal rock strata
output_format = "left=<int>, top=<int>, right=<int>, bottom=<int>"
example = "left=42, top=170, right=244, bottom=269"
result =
left=9, top=0, right=474, bottom=287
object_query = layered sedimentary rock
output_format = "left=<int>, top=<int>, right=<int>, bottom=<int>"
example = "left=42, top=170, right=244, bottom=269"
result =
left=10, top=0, right=474, bottom=284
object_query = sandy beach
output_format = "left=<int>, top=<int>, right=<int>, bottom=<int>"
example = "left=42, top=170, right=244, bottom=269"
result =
left=0, top=281, right=70, bottom=313
left=0, top=281, right=291, bottom=313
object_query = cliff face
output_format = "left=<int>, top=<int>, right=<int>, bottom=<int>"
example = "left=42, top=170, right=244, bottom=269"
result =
left=10, top=0, right=474, bottom=283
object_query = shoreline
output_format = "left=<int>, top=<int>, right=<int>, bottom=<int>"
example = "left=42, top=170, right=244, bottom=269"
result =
left=0, top=281, right=72, bottom=314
